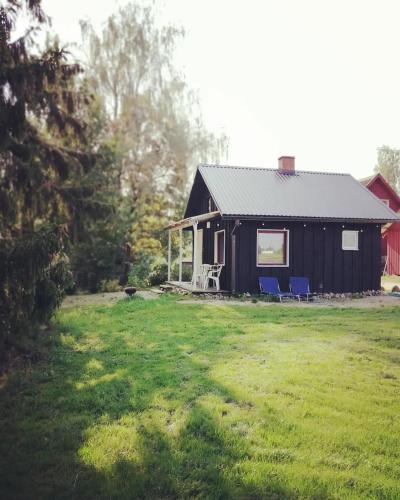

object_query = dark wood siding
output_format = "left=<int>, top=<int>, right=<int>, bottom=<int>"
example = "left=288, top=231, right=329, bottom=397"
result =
left=185, top=175, right=234, bottom=289
left=185, top=172, right=215, bottom=217
left=233, top=220, right=381, bottom=294
left=184, top=176, right=382, bottom=292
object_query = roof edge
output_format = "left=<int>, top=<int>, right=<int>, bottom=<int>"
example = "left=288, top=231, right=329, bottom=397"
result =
left=183, top=166, right=224, bottom=219
left=196, top=165, right=224, bottom=215
left=199, top=163, right=352, bottom=177
left=364, top=173, right=400, bottom=204
left=220, top=214, right=400, bottom=223
left=354, top=174, right=400, bottom=218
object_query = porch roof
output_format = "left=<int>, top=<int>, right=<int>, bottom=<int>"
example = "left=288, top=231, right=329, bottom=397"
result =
left=166, top=210, right=219, bottom=231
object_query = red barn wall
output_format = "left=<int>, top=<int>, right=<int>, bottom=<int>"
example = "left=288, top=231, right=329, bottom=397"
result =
left=385, top=224, right=400, bottom=275
left=367, top=177, right=400, bottom=212
left=366, top=176, right=400, bottom=275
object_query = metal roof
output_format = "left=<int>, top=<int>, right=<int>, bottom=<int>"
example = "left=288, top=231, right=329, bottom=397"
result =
left=198, top=164, right=400, bottom=222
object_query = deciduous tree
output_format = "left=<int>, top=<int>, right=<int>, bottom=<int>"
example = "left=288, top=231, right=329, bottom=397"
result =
left=80, top=2, right=228, bottom=271
left=374, top=145, right=400, bottom=193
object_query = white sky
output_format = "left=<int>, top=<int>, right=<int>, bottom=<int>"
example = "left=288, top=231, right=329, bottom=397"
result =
left=40, top=0, right=400, bottom=178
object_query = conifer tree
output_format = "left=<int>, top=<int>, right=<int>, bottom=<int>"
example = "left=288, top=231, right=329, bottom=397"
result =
left=0, top=0, right=97, bottom=357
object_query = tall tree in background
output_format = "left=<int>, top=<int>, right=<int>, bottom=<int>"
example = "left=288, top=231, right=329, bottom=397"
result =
left=0, top=0, right=104, bottom=357
left=63, top=90, right=127, bottom=292
left=0, top=0, right=230, bottom=358
left=80, top=2, right=228, bottom=265
left=374, top=145, right=400, bottom=193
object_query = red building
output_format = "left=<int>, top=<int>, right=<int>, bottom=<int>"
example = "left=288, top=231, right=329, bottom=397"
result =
left=361, top=173, right=400, bottom=275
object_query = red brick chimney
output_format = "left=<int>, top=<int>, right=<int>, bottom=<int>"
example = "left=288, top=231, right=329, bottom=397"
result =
left=278, top=156, right=295, bottom=174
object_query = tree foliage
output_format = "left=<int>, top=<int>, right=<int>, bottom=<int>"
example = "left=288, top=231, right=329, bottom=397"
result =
left=0, top=0, right=102, bottom=356
left=374, top=145, right=400, bottom=193
left=0, top=0, right=229, bottom=363
left=0, top=226, right=70, bottom=347
left=61, top=91, right=128, bottom=292
left=80, top=3, right=228, bottom=269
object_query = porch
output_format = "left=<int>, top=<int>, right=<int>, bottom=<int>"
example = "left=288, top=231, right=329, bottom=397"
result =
left=166, top=281, right=229, bottom=294
left=166, top=210, right=224, bottom=293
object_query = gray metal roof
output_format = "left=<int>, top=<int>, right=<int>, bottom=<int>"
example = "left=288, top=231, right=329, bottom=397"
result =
left=198, top=164, right=400, bottom=222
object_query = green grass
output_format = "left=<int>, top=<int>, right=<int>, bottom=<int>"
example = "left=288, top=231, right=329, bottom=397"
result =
left=1, top=296, right=400, bottom=499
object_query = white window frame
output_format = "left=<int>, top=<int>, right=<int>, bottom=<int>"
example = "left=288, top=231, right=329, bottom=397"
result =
left=256, top=228, right=290, bottom=267
left=214, top=229, right=225, bottom=265
left=342, top=230, right=359, bottom=251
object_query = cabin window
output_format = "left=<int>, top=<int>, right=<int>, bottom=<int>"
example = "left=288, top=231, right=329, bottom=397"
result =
left=214, top=230, right=225, bottom=265
left=257, top=229, right=289, bottom=267
left=342, top=230, right=359, bottom=250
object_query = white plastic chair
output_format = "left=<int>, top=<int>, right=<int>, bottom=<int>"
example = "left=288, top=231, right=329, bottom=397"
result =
left=199, top=264, right=211, bottom=289
left=206, top=264, right=223, bottom=291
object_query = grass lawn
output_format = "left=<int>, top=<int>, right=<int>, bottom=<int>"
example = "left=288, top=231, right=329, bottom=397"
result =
left=1, top=297, right=400, bottom=499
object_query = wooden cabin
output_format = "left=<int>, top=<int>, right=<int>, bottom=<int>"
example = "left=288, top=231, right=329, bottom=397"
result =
left=167, top=157, right=400, bottom=294
left=361, top=173, right=400, bottom=275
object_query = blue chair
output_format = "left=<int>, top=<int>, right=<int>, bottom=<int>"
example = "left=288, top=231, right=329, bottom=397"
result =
left=289, top=277, right=316, bottom=301
left=259, top=277, right=297, bottom=302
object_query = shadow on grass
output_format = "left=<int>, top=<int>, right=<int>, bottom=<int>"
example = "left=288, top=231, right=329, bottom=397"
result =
left=0, top=297, right=362, bottom=499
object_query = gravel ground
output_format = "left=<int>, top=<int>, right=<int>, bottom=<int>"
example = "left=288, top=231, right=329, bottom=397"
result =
left=177, top=295, right=400, bottom=308
left=62, top=289, right=400, bottom=310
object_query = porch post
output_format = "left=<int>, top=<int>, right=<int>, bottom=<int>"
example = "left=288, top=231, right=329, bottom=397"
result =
left=179, top=228, right=183, bottom=283
left=192, top=221, right=198, bottom=287
left=167, top=229, right=171, bottom=282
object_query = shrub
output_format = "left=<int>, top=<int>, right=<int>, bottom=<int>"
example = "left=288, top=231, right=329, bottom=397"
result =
left=148, top=260, right=168, bottom=286
left=99, top=279, right=121, bottom=293
left=70, top=235, right=124, bottom=293
left=0, top=226, right=70, bottom=360
left=128, top=252, right=154, bottom=287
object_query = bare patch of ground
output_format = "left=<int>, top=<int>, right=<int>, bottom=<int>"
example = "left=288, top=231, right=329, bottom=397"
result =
left=62, top=290, right=158, bottom=308
left=177, top=294, right=400, bottom=308
left=61, top=289, right=400, bottom=309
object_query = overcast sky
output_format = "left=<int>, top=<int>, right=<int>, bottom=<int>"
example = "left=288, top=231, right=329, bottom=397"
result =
left=41, top=0, right=400, bottom=178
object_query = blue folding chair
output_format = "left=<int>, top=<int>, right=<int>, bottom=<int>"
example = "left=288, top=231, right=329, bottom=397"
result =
left=289, top=277, right=316, bottom=301
left=259, top=277, right=297, bottom=302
